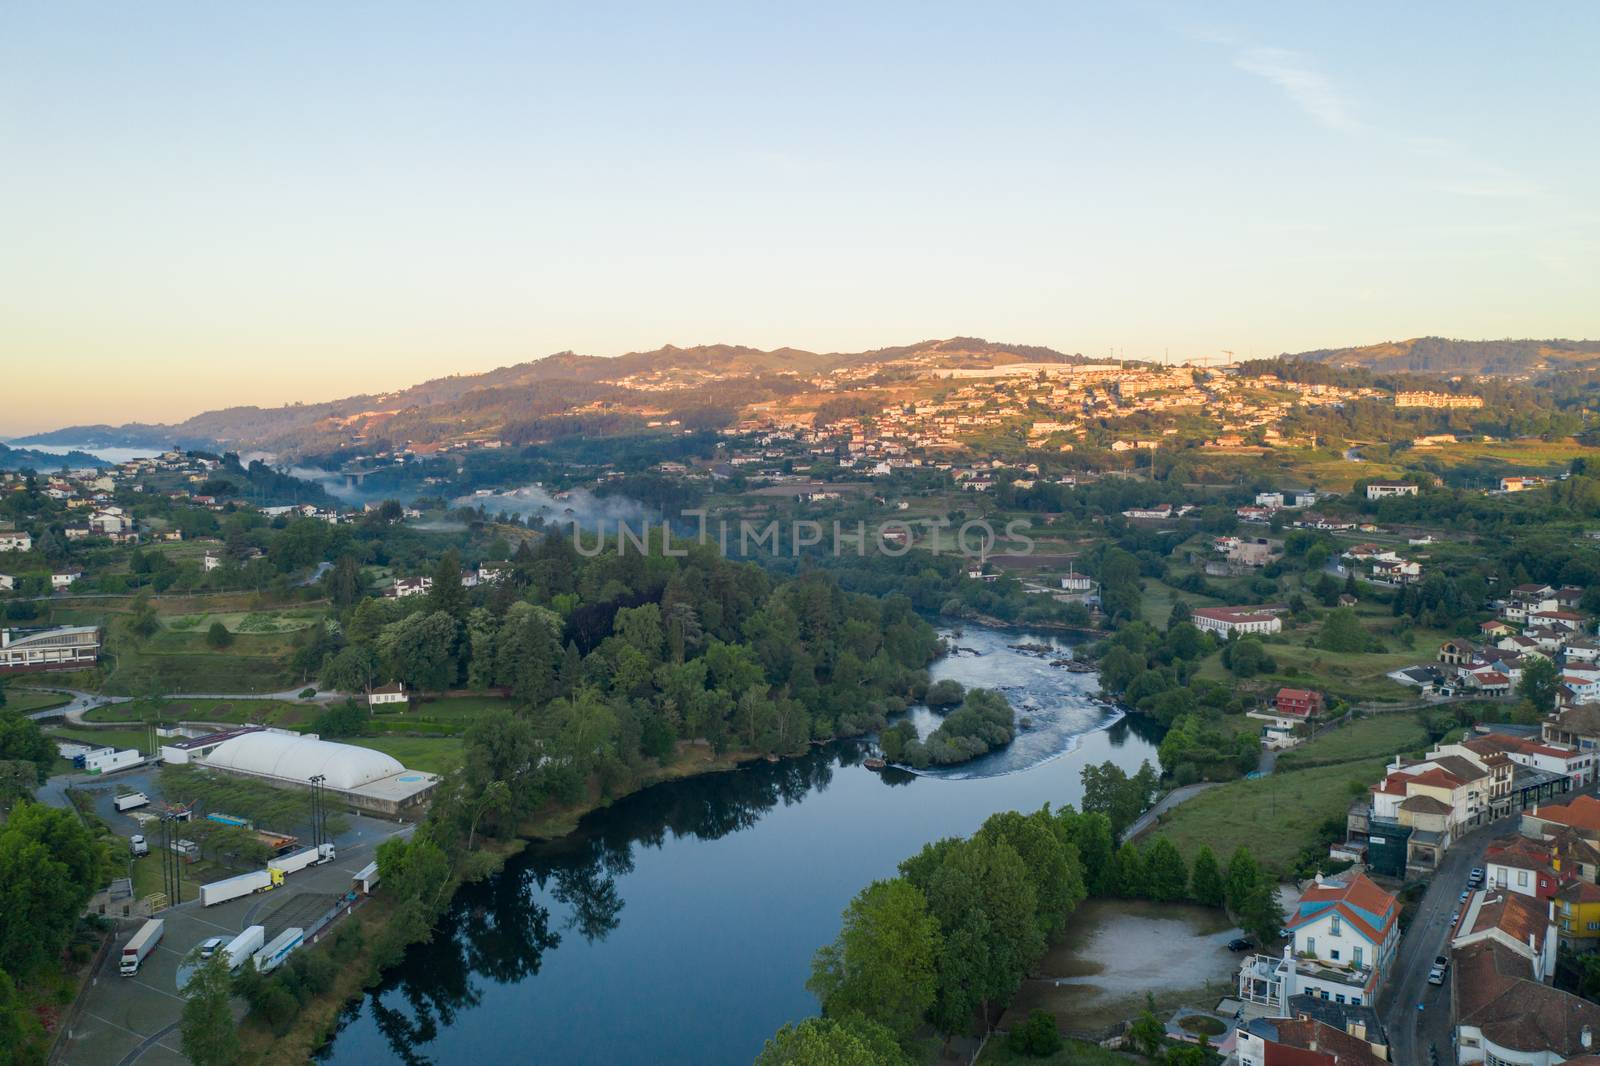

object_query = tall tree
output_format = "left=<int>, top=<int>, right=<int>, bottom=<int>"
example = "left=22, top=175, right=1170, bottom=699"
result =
left=755, top=1017, right=907, bottom=1066
left=1225, top=846, right=1261, bottom=914
left=180, top=950, right=240, bottom=1066
left=1189, top=845, right=1225, bottom=908
left=808, top=878, right=941, bottom=1044
left=1142, top=837, right=1189, bottom=902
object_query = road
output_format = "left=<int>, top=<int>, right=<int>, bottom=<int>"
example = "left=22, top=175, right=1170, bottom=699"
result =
left=19, top=686, right=341, bottom=726
left=1377, top=812, right=1527, bottom=1066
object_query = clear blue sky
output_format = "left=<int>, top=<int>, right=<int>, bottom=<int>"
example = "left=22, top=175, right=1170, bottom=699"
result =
left=2, top=2, right=1597, bottom=431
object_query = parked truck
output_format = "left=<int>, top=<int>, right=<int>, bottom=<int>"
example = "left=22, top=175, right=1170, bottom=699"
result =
left=206, top=812, right=253, bottom=829
left=119, top=918, right=164, bottom=976
left=114, top=791, right=149, bottom=812
left=199, top=867, right=281, bottom=907
left=85, top=748, right=143, bottom=775
left=129, top=834, right=149, bottom=857
left=253, top=927, right=304, bottom=974
left=221, top=925, right=266, bottom=971
left=268, top=843, right=336, bottom=877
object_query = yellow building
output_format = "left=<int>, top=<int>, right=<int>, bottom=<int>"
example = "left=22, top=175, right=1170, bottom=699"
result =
left=1556, top=880, right=1600, bottom=950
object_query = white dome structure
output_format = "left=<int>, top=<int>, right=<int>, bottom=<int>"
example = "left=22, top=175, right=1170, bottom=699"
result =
left=199, top=731, right=405, bottom=791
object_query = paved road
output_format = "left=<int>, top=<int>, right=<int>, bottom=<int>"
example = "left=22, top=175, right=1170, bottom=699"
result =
left=1377, top=812, right=1529, bottom=1066
left=19, top=686, right=341, bottom=726
left=1125, top=781, right=1222, bottom=840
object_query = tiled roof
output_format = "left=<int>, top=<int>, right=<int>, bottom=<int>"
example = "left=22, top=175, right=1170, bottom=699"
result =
left=1463, top=891, right=1551, bottom=951
left=1453, top=940, right=1600, bottom=1056
left=1291, top=874, right=1398, bottom=945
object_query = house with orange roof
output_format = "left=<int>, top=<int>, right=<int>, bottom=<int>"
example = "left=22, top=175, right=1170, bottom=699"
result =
left=1287, top=875, right=1399, bottom=1006
left=1524, top=795, right=1600, bottom=844
left=1485, top=836, right=1572, bottom=900
left=1363, top=753, right=1490, bottom=874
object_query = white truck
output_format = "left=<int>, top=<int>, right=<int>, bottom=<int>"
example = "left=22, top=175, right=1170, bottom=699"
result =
left=268, top=843, right=336, bottom=877
left=119, top=918, right=164, bottom=976
left=253, top=928, right=304, bottom=974
left=85, top=748, right=143, bottom=775
left=222, top=925, right=266, bottom=971
left=129, top=834, right=149, bottom=857
left=114, top=791, right=150, bottom=812
left=199, top=868, right=280, bottom=907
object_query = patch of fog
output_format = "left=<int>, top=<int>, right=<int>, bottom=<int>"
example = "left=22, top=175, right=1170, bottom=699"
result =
left=451, top=484, right=654, bottom=529
left=409, top=520, right=469, bottom=533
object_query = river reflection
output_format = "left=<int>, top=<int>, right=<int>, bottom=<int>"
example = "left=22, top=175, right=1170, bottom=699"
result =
left=320, top=627, right=1162, bottom=1066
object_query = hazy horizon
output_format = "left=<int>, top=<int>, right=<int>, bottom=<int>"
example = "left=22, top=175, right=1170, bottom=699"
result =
left=4, top=2, right=1597, bottom=433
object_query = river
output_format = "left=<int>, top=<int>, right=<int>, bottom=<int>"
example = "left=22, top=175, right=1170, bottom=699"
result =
left=318, top=624, right=1164, bottom=1066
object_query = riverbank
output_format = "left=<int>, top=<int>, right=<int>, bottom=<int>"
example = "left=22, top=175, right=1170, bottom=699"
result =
left=246, top=742, right=772, bottom=1063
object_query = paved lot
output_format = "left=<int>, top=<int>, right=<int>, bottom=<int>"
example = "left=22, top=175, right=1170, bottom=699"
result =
left=55, top=814, right=412, bottom=1066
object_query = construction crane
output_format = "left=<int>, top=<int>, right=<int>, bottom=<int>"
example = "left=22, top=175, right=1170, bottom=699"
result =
left=1221, top=349, right=1235, bottom=365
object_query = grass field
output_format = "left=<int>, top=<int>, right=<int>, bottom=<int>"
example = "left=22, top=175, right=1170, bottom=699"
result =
left=84, top=697, right=317, bottom=728
left=1194, top=634, right=1421, bottom=703
left=1139, top=578, right=1223, bottom=627
left=1152, top=757, right=1389, bottom=874
left=47, top=725, right=153, bottom=753
left=103, top=623, right=300, bottom=695
left=3, top=689, right=71, bottom=714
left=162, top=609, right=322, bottom=635
left=346, top=736, right=464, bottom=775
left=1275, top=713, right=1431, bottom=772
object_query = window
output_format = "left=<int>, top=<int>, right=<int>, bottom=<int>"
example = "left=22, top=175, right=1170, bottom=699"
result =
left=1320, top=990, right=1330, bottom=1000
left=1518, top=870, right=1530, bottom=887
left=1331, top=949, right=1341, bottom=961
left=1351, top=996, right=1361, bottom=1006
left=1335, top=994, right=1346, bottom=1004
left=1353, top=947, right=1363, bottom=967
left=1589, top=921, right=1600, bottom=932
left=1307, top=937, right=1316, bottom=955
left=1331, top=916, right=1341, bottom=936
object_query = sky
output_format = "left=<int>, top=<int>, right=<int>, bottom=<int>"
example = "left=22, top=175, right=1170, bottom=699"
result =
left=2, top=2, right=1598, bottom=434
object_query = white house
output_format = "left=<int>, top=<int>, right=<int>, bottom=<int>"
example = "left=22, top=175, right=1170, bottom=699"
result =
left=1239, top=875, right=1400, bottom=1012
left=51, top=571, right=82, bottom=590
left=368, top=682, right=408, bottom=708
left=0, top=574, right=12, bottom=592
left=389, top=576, right=433, bottom=599
left=0, top=532, right=32, bottom=553
left=1190, top=605, right=1284, bottom=637
left=1366, top=482, right=1419, bottom=500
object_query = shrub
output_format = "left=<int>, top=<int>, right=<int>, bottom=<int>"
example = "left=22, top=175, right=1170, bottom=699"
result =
left=1008, top=1010, right=1063, bottom=1057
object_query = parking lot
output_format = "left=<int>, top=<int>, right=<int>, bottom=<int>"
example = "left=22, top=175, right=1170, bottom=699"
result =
left=43, top=762, right=414, bottom=1066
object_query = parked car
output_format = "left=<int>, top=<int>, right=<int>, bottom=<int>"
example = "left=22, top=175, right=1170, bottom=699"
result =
left=1227, top=937, right=1253, bottom=952
left=1428, top=967, right=1446, bottom=986
left=1469, top=867, right=1484, bottom=883
left=1450, top=911, right=1461, bottom=927
left=1434, top=954, right=1450, bottom=971
left=1458, top=890, right=1470, bottom=903
left=198, top=936, right=226, bottom=959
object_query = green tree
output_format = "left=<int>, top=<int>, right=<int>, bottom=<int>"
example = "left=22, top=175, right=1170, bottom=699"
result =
left=979, top=809, right=1085, bottom=937
left=1007, top=1009, right=1063, bottom=1057
left=377, top=610, right=459, bottom=693
left=1519, top=656, right=1560, bottom=713
left=919, top=835, right=1042, bottom=1035
left=1225, top=846, right=1260, bottom=914
left=205, top=620, right=234, bottom=649
left=320, top=644, right=381, bottom=699
left=1238, top=881, right=1286, bottom=947
left=0, top=801, right=109, bottom=975
left=1189, top=845, right=1225, bottom=908
left=1317, top=607, right=1369, bottom=653
left=426, top=548, right=467, bottom=618
left=1142, top=837, right=1189, bottom=902
left=1129, top=1003, right=1166, bottom=1057
left=755, top=1016, right=907, bottom=1066
left=808, top=878, right=941, bottom=1043
left=925, top=679, right=965, bottom=709
left=1111, top=841, right=1146, bottom=899
left=180, top=950, right=240, bottom=1066
left=0, top=710, right=54, bottom=785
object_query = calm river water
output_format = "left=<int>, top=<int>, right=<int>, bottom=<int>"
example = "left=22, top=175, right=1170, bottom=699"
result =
left=318, top=624, right=1163, bottom=1066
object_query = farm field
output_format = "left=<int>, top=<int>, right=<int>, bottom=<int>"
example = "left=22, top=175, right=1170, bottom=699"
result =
left=345, top=736, right=464, bottom=776
left=1273, top=713, right=1432, bottom=771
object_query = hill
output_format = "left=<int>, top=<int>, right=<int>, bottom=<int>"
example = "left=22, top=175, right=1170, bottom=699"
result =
left=12, top=337, right=1085, bottom=459
left=0, top=442, right=109, bottom=471
left=1290, top=337, right=1600, bottom=377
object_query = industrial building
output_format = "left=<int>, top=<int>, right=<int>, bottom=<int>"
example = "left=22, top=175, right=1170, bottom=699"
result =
left=172, top=727, right=437, bottom=816
left=0, top=625, right=100, bottom=672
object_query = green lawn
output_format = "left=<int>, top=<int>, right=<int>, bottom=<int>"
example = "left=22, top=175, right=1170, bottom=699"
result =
left=102, top=624, right=299, bottom=695
left=345, top=736, right=464, bottom=776
left=1274, top=713, right=1431, bottom=772
left=3, top=689, right=71, bottom=714
left=47, top=726, right=154, bottom=753
left=1151, top=757, right=1389, bottom=874
left=85, top=697, right=316, bottom=728
left=1194, top=635, right=1420, bottom=703
left=1139, top=578, right=1222, bottom=627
